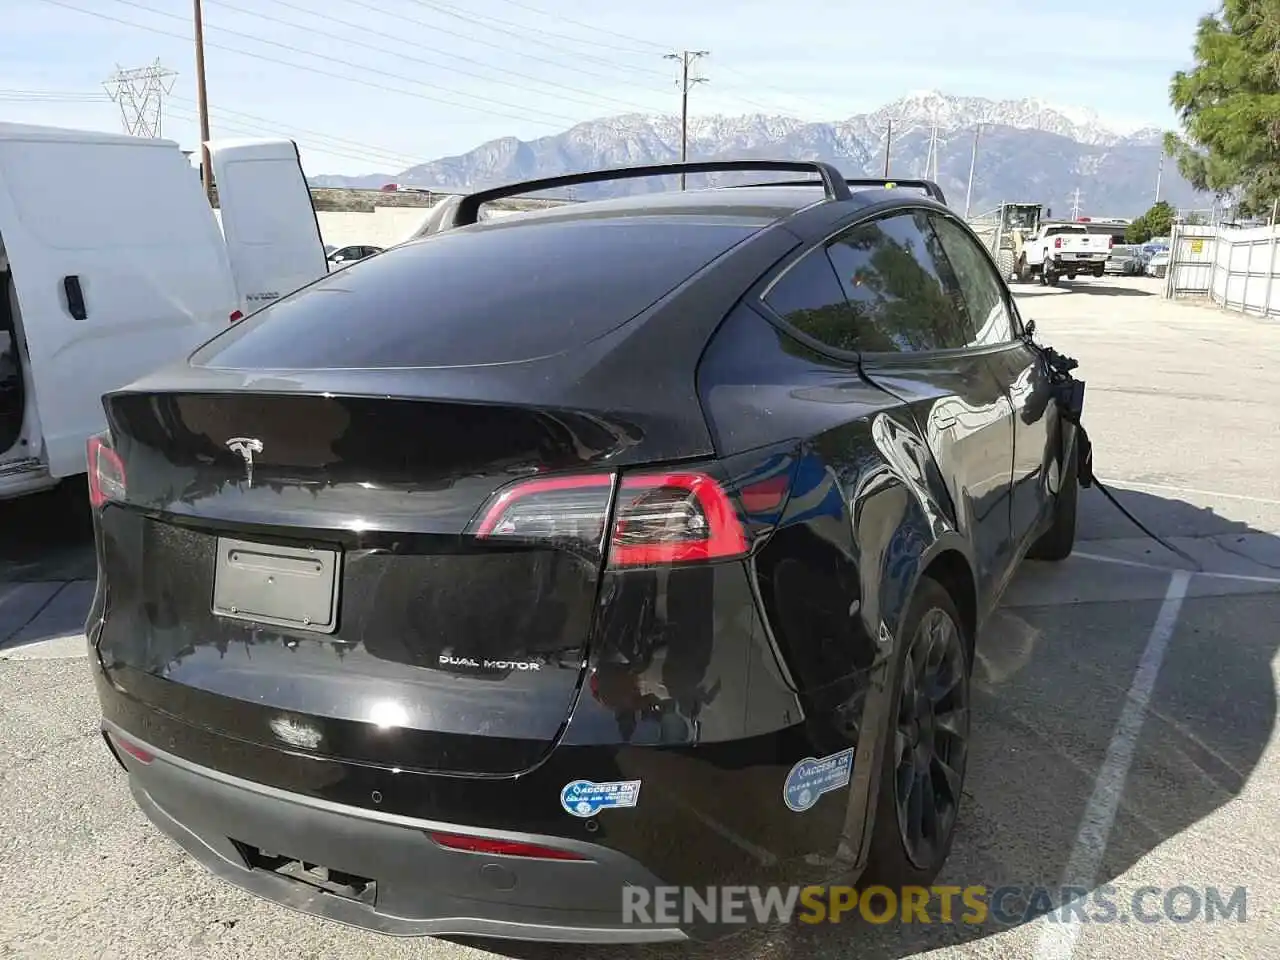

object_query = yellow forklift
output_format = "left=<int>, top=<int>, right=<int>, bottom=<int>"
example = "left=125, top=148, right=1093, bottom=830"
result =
left=968, top=201, right=1045, bottom=282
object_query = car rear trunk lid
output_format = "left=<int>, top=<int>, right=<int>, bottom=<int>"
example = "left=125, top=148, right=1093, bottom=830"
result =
left=94, top=389, right=636, bottom=776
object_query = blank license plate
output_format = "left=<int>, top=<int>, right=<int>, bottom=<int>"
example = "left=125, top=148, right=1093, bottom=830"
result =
left=212, top=537, right=341, bottom=633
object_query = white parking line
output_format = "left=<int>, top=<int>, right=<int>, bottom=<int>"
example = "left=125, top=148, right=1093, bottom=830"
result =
left=1032, top=570, right=1191, bottom=960
left=1097, top=478, right=1280, bottom=507
left=1074, top=549, right=1280, bottom=585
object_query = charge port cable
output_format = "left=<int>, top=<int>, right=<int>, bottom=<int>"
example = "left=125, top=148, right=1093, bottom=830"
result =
left=1026, top=330, right=1203, bottom=572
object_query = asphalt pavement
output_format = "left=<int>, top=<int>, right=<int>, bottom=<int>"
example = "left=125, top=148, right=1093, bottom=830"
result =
left=1, top=275, right=1277, bottom=959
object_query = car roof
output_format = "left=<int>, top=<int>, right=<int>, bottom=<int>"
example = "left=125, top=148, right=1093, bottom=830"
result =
left=461, top=183, right=927, bottom=233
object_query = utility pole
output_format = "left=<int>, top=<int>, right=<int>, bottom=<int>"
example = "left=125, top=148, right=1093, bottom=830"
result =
left=1070, top=187, right=1084, bottom=220
left=1154, top=153, right=1163, bottom=205
left=193, top=0, right=213, bottom=205
left=883, top=120, right=892, bottom=177
left=103, top=60, right=177, bottom=138
left=964, top=123, right=982, bottom=217
left=664, top=50, right=708, bottom=189
left=922, top=124, right=940, bottom=182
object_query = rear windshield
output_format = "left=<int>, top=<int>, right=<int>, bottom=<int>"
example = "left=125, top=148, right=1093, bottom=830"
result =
left=1044, top=226, right=1087, bottom=236
left=193, top=217, right=760, bottom=370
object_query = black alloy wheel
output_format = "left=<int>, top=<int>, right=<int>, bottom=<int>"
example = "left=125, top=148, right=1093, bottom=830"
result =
left=892, top=604, right=970, bottom=870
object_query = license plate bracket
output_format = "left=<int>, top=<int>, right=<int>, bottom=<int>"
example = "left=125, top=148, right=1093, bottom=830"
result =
left=212, top=537, right=341, bottom=633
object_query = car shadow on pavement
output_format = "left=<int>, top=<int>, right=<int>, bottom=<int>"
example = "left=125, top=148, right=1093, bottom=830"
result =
left=0, top=480, right=97, bottom=651
left=1058, top=283, right=1157, bottom=296
left=0, top=479, right=95, bottom=582
left=458, top=486, right=1278, bottom=960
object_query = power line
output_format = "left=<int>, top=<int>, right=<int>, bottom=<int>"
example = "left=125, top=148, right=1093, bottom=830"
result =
left=36, top=0, right=582, bottom=129
left=109, top=0, right=583, bottom=126
left=485, top=0, right=668, bottom=53
left=0, top=87, right=112, bottom=102
left=712, top=63, right=838, bottom=118
left=665, top=50, right=708, bottom=190
left=211, top=0, right=658, bottom=116
left=286, top=0, right=787, bottom=122
left=169, top=94, right=424, bottom=169
left=332, top=0, right=672, bottom=96
left=103, top=59, right=178, bottom=137
left=352, top=0, right=805, bottom=120
left=402, top=0, right=829, bottom=121
left=165, top=103, right=417, bottom=171
left=396, top=0, right=671, bottom=80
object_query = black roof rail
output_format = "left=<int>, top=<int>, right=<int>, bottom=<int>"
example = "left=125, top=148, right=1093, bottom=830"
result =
left=728, top=176, right=948, bottom=206
left=449, top=160, right=854, bottom=228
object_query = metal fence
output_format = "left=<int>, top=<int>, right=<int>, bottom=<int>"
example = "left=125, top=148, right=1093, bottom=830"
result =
left=1165, top=222, right=1280, bottom=318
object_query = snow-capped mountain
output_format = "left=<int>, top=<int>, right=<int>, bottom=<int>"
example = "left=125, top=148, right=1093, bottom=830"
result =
left=311, top=91, right=1196, bottom=217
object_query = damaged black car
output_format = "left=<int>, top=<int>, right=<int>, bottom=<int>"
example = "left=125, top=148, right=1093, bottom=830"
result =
left=85, top=160, right=1081, bottom=943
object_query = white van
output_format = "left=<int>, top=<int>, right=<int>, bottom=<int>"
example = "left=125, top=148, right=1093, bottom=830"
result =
left=0, top=123, right=326, bottom=501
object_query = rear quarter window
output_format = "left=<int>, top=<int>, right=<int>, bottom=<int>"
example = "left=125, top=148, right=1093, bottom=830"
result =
left=193, top=217, right=761, bottom=370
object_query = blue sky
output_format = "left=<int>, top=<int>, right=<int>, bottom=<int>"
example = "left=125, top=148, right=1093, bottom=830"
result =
left=0, top=0, right=1214, bottom=176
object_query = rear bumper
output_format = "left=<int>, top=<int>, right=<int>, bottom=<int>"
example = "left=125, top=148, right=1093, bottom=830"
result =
left=105, top=721, right=685, bottom=944
left=1050, top=255, right=1107, bottom=269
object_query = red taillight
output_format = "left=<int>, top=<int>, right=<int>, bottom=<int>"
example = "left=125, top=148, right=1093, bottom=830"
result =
left=86, top=434, right=126, bottom=509
left=427, top=831, right=588, bottom=861
left=609, top=472, right=748, bottom=567
left=1054, top=237, right=1063, bottom=249
left=229, top=310, right=244, bottom=323
left=1108, top=235, right=1114, bottom=248
left=108, top=732, right=154, bottom=764
left=471, top=469, right=751, bottom=567
left=472, top=474, right=614, bottom=542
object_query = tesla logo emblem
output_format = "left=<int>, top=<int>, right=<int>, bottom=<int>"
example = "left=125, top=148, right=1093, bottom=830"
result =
left=226, top=437, right=264, bottom=487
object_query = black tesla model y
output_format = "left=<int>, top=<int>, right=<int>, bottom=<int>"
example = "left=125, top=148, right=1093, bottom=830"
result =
left=85, top=161, right=1081, bottom=943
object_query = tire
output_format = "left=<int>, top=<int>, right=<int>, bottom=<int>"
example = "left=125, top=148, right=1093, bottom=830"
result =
left=1066, top=272, right=1077, bottom=280
left=1026, top=439, right=1078, bottom=562
left=995, top=250, right=1015, bottom=282
left=861, top=576, right=972, bottom=891
left=1015, top=256, right=1032, bottom=284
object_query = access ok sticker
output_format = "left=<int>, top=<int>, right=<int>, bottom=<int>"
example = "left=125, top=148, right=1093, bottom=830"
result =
left=560, top=779, right=642, bottom=818
left=783, top=748, right=855, bottom=812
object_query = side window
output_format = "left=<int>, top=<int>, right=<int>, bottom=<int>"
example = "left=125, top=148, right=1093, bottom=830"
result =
left=930, top=216, right=1016, bottom=346
left=762, top=247, right=859, bottom=352
left=824, top=212, right=973, bottom=352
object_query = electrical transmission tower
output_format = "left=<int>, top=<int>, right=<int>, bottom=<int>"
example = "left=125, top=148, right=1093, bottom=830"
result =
left=664, top=50, right=708, bottom=190
left=103, top=60, right=178, bottom=138
left=1069, top=187, right=1084, bottom=220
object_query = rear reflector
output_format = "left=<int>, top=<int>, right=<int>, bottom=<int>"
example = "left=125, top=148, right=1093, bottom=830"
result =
left=738, top=474, right=790, bottom=513
left=470, top=469, right=751, bottom=567
left=229, top=310, right=245, bottom=323
left=86, top=434, right=127, bottom=509
left=427, top=831, right=588, bottom=861
left=108, top=732, right=154, bottom=764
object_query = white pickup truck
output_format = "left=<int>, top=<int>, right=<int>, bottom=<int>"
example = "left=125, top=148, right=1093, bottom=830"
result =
left=1015, top=223, right=1112, bottom=285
